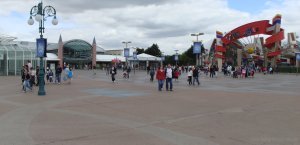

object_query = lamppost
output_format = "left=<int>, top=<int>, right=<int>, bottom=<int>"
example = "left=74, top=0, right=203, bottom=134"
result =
left=191, top=33, right=204, bottom=66
left=28, top=0, right=58, bottom=96
left=161, top=52, right=165, bottom=67
left=132, top=47, right=137, bottom=74
left=174, top=50, right=179, bottom=66
left=122, top=41, right=131, bottom=67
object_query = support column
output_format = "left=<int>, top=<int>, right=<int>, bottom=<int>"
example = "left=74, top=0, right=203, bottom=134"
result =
left=217, top=57, right=222, bottom=72
left=270, top=14, right=282, bottom=67
left=237, top=49, right=242, bottom=67
left=58, top=34, right=63, bottom=68
left=215, top=31, right=225, bottom=72
left=92, top=37, right=97, bottom=69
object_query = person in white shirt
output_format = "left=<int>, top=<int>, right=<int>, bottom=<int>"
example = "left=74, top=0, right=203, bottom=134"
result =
left=187, top=68, right=193, bottom=85
left=165, top=64, right=173, bottom=91
left=27, top=60, right=32, bottom=74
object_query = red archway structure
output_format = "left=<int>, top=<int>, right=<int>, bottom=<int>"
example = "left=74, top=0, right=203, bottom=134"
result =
left=215, top=14, right=284, bottom=67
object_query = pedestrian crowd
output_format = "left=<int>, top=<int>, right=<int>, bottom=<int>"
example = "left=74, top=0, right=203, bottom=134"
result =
left=21, top=61, right=73, bottom=93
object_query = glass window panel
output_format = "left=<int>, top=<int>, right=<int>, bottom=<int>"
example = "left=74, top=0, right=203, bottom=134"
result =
left=0, top=50, right=5, bottom=76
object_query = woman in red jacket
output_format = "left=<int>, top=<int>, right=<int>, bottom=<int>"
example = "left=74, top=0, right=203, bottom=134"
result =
left=156, top=66, right=166, bottom=91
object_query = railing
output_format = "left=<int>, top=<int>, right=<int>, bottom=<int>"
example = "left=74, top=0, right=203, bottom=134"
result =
left=277, top=66, right=300, bottom=73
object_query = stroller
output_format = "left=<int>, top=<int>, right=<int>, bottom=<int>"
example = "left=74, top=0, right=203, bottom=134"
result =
left=123, top=71, right=128, bottom=78
left=233, top=71, right=238, bottom=78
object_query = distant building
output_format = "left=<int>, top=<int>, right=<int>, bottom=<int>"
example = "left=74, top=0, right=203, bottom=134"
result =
left=0, top=34, right=161, bottom=76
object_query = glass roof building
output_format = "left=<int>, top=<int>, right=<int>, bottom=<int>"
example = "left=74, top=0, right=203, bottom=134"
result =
left=0, top=34, right=106, bottom=76
left=0, top=35, right=38, bottom=76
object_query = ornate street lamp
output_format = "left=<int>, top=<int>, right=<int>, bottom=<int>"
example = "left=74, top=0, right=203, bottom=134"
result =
left=133, top=49, right=137, bottom=74
left=28, top=0, right=58, bottom=96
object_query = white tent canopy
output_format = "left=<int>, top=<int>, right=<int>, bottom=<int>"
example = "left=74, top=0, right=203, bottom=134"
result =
left=128, top=53, right=161, bottom=61
left=45, top=53, right=160, bottom=63
left=46, top=53, right=59, bottom=61
left=96, top=55, right=125, bottom=62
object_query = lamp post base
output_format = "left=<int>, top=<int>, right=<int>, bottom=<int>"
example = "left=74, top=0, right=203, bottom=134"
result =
left=38, top=90, right=46, bottom=96
left=38, top=57, right=46, bottom=96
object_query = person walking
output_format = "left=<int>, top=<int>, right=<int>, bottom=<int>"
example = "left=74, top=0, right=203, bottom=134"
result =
left=55, top=65, right=62, bottom=84
left=156, top=66, right=165, bottom=91
left=110, top=65, right=117, bottom=82
left=187, top=68, right=193, bottom=85
left=48, top=69, right=54, bottom=83
left=35, top=66, right=39, bottom=86
left=165, top=64, right=173, bottom=91
left=192, top=66, right=200, bottom=85
left=65, top=66, right=73, bottom=84
left=209, top=66, right=215, bottom=78
left=23, top=65, right=32, bottom=92
left=150, top=67, right=155, bottom=82
left=126, top=66, right=131, bottom=78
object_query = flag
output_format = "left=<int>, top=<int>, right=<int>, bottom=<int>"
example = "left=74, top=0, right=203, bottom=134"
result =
left=216, top=31, right=223, bottom=38
left=272, top=14, right=282, bottom=25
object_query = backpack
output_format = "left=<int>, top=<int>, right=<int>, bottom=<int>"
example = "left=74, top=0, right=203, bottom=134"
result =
left=68, top=71, right=73, bottom=78
left=150, top=69, right=155, bottom=75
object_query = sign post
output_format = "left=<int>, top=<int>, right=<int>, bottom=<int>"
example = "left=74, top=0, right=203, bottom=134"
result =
left=124, top=48, right=130, bottom=67
left=133, top=51, right=137, bottom=74
left=36, top=38, right=47, bottom=95
left=296, top=52, right=300, bottom=75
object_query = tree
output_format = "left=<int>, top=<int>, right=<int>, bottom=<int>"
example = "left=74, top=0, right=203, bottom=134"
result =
left=144, top=44, right=161, bottom=57
left=136, top=48, right=145, bottom=55
left=180, top=44, right=206, bottom=66
left=179, top=53, right=193, bottom=65
left=182, top=45, right=196, bottom=65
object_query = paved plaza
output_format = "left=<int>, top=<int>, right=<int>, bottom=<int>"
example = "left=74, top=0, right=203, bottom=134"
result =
left=0, top=70, right=300, bottom=145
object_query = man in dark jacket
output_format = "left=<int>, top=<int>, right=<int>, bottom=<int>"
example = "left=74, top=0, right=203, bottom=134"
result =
left=55, top=65, right=62, bottom=84
left=192, top=66, right=200, bottom=85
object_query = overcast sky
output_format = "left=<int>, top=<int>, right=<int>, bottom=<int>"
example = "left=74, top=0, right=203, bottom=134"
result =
left=0, top=0, right=299, bottom=54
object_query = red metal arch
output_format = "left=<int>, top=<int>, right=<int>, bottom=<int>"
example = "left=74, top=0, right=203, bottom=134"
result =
left=222, top=20, right=271, bottom=45
left=215, top=16, right=284, bottom=62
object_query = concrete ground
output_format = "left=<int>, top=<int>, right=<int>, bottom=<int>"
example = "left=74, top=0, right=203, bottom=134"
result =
left=0, top=70, right=299, bottom=145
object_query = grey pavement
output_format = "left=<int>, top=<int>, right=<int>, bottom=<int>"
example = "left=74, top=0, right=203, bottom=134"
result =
left=0, top=70, right=299, bottom=145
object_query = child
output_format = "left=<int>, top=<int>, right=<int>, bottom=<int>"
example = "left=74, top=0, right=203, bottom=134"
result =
left=150, top=68, right=155, bottom=82
left=49, top=70, right=54, bottom=83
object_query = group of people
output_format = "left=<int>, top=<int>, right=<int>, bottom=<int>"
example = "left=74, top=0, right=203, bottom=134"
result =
left=21, top=61, right=37, bottom=92
left=151, top=64, right=201, bottom=91
left=222, top=64, right=257, bottom=79
left=156, top=64, right=174, bottom=91
left=21, top=61, right=73, bottom=93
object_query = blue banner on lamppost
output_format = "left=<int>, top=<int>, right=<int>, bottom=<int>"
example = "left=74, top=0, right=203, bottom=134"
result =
left=193, top=42, right=202, bottom=54
left=124, top=48, right=130, bottom=57
left=36, top=38, right=47, bottom=57
left=133, top=51, right=137, bottom=59
left=296, top=52, right=300, bottom=61
left=161, top=55, right=165, bottom=61
left=174, top=55, right=179, bottom=61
